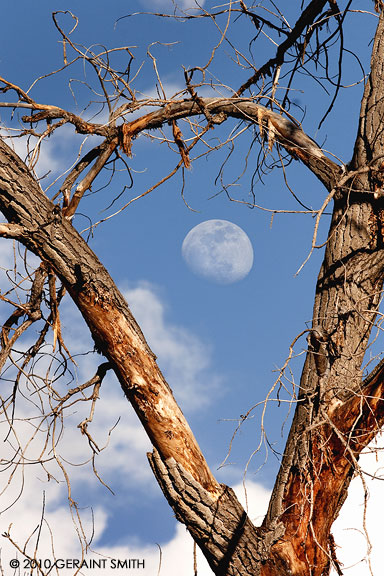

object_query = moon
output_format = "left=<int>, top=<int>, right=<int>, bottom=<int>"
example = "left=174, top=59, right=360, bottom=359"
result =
left=181, top=219, right=254, bottom=284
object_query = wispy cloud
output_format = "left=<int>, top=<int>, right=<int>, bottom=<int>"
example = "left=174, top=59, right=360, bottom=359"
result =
left=141, top=0, right=206, bottom=12
left=331, top=435, right=384, bottom=575
left=0, top=130, right=62, bottom=181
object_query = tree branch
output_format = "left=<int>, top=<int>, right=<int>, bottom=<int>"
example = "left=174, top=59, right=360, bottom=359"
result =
left=236, top=0, right=329, bottom=96
left=0, top=137, right=220, bottom=495
left=119, top=98, right=341, bottom=190
left=0, top=94, right=341, bottom=192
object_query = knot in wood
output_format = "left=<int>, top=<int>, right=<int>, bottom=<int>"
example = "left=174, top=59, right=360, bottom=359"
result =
left=308, top=326, right=330, bottom=379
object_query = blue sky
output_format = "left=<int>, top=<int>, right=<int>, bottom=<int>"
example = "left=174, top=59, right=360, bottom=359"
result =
left=0, top=1, right=383, bottom=575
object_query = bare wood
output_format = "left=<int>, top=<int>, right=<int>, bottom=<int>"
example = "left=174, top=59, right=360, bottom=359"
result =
left=118, top=98, right=341, bottom=191
left=0, top=137, right=220, bottom=496
left=0, top=222, right=25, bottom=238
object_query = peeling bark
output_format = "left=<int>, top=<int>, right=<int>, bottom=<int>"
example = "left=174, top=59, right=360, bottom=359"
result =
left=119, top=98, right=341, bottom=191
left=0, top=138, right=219, bottom=495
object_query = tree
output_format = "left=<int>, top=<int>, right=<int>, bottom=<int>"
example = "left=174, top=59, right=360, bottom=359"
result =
left=1, top=1, right=384, bottom=574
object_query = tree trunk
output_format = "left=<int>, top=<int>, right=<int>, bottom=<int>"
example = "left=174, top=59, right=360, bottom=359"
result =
left=264, top=10, right=384, bottom=575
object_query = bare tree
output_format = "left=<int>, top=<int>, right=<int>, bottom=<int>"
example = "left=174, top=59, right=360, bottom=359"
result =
left=1, top=2, right=384, bottom=574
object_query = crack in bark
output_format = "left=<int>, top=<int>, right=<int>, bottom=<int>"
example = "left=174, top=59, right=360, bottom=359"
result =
left=148, top=449, right=286, bottom=576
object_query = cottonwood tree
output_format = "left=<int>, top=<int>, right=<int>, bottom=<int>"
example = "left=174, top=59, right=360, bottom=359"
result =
left=1, top=1, right=384, bottom=575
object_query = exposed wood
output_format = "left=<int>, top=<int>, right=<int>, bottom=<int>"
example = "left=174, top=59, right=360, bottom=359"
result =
left=0, top=137, right=220, bottom=496
left=118, top=98, right=341, bottom=191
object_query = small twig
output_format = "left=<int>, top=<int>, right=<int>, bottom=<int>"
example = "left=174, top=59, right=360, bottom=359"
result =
left=172, top=121, right=191, bottom=169
left=295, top=187, right=337, bottom=276
left=184, top=68, right=215, bottom=126
left=77, top=363, right=111, bottom=453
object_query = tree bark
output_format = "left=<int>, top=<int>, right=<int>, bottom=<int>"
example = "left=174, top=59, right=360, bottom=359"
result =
left=263, top=10, right=384, bottom=575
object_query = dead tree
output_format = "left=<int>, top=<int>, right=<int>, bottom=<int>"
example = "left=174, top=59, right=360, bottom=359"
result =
left=1, top=2, right=384, bottom=575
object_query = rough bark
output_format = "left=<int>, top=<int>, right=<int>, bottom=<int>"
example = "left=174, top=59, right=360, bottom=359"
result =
left=263, top=10, right=384, bottom=575
left=148, top=450, right=285, bottom=575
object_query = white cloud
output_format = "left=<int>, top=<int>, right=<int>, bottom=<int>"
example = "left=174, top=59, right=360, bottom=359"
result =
left=0, top=236, right=39, bottom=272
left=140, top=81, right=188, bottom=102
left=0, top=237, right=17, bottom=271
left=331, top=436, right=384, bottom=575
left=0, top=125, right=101, bottom=194
left=0, top=129, right=63, bottom=181
left=141, top=0, right=206, bottom=11
left=124, top=282, right=222, bottom=410
left=0, top=279, right=225, bottom=573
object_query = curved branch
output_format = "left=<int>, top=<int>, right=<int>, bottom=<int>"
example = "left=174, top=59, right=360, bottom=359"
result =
left=121, top=98, right=341, bottom=190
left=0, top=94, right=341, bottom=191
